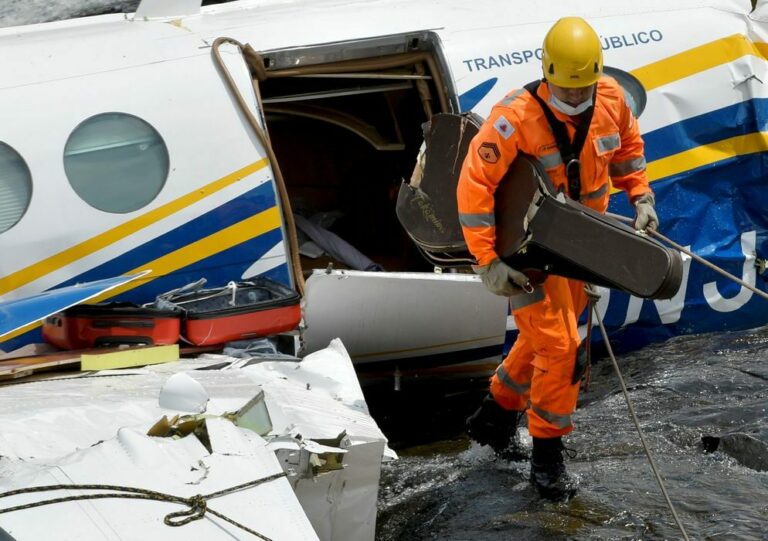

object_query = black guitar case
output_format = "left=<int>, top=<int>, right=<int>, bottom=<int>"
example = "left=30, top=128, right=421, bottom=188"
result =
left=396, top=113, right=682, bottom=299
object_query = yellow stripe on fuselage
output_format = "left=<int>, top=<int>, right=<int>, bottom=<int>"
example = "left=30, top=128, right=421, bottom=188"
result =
left=92, top=206, right=282, bottom=301
left=605, top=35, right=768, bottom=193
left=647, top=131, right=768, bottom=182
left=0, top=158, right=270, bottom=296
left=610, top=131, right=768, bottom=194
left=631, top=34, right=767, bottom=91
left=0, top=205, right=282, bottom=342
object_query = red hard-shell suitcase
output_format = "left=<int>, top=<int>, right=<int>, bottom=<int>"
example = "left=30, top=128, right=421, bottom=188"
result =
left=161, top=279, right=301, bottom=346
left=42, top=302, right=181, bottom=350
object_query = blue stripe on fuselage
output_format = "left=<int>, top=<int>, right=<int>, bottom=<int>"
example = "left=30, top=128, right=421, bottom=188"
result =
left=55, top=181, right=278, bottom=289
left=459, top=78, right=498, bottom=112
left=642, top=98, right=768, bottom=163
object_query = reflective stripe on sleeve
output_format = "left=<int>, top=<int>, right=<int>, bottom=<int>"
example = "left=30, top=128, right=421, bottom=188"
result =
left=509, top=285, right=545, bottom=310
left=609, top=156, right=647, bottom=177
left=538, top=150, right=563, bottom=169
left=530, top=405, right=573, bottom=429
left=580, top=183, right=608, bottom=201
left=495, top=365, right=531, bottom=395
left=458, top=212, right=495, bottom=227
left=500, top=89, right=525, bottom=106
left=596, top=133, right=621, bottom=154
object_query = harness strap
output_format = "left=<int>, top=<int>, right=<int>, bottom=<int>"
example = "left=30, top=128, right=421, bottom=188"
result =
left=523, top=80, right=596, bottom=201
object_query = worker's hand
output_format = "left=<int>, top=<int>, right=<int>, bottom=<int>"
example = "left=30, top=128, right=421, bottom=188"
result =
left=633, top=193, right=659, bottom=232
left=475, top=258, right=530, bottom=296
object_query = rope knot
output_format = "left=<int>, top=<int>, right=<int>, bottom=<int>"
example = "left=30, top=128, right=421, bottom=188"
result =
left=0, top=472, right=287, bottom=539
left=164, top=494, right=207, bottom=527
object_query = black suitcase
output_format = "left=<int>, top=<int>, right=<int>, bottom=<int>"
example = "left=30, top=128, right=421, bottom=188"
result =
left=396, top=113, right=481, bottom=267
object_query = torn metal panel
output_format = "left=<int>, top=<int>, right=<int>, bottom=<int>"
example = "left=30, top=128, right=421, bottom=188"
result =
left=269, top=434, right=349, bottom=479
left=0, top=426, right=318, bottom=540
left=0, top=339, right=388, bottom=540
left=293, top=440, right=387, bottom=541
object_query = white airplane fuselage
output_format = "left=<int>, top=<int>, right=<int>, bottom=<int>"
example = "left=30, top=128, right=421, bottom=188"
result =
left=1, top=0, right=766, bottom=367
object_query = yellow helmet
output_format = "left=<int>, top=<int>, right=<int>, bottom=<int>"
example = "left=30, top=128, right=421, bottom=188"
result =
left=541, top=17, right=603, bottom=88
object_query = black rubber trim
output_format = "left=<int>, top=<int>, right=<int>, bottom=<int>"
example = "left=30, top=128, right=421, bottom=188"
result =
left=63, top=302, right=180, bottom=318
left=184, top=293, right=300, bottom=320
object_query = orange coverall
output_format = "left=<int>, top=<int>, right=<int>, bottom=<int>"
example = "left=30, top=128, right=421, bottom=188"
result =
left=457, top=76, right=651, bottom=438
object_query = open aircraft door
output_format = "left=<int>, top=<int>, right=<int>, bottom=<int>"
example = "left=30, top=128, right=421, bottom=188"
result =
left=221, top=33, right=509, bottom=372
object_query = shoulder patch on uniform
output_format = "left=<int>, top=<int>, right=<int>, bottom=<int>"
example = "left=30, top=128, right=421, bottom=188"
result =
left=493, top=115, right=515, bottom=140
left=478, top=142, right=500, bottom=164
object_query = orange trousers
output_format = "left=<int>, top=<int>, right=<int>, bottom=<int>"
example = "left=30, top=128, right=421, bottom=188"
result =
left=489, top=275, right=587, bottom=439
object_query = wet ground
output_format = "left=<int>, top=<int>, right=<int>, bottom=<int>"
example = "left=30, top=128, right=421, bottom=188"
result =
left=368, top=327, right=768, bottom=540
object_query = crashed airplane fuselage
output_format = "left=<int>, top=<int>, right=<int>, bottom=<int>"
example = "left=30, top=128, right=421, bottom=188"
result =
left=1, top=0, right=768, bottom=367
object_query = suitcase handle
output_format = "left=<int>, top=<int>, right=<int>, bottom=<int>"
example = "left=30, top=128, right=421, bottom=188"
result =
left=94, top=336, right=155, bottom=347
left=92, top=320, right=155, bottom=329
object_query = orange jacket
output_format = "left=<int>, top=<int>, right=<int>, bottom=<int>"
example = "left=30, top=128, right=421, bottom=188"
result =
left=457, top=76, right=651, bottom=266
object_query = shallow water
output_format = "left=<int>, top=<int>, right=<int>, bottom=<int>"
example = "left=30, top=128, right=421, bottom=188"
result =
left=0, top=0, right=136, bottom=27
left=0, top=0, right=233, bottom=28
left=371, top=328, right=768, bottom=540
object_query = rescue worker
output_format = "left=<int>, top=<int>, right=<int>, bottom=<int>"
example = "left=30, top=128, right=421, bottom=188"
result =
left=457, top=16, right=658, bottom=501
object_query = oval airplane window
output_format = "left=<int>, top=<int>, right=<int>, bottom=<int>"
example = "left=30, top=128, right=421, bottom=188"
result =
left=0, top=142, right=33, bottom=234
left=64, top=113, right=169, bottom=213
left=603, top=66, right=647, bottom=118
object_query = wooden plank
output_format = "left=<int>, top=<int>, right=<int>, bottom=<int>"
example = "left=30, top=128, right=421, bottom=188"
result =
left=0, top=343, right=60, bottom=361
left=0, top=344, right=218, bottom=365
left=0, top=350, right=87, bottom=365
left=0, top=355, right=81, bottom=379
left=1, top=369, right=34, bottom=380
left=0, top=343, right=219, bottom=382
left=80, top=345, right=180, bottom=371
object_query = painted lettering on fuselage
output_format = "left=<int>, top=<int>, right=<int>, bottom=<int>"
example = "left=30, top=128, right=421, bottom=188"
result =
left=461, top=29, right=664, bottom=73
left=608, top=230, right=757, bottom=330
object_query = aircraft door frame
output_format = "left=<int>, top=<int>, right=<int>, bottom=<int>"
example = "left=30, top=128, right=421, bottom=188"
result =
left=211, top=38, right=305, bottom=295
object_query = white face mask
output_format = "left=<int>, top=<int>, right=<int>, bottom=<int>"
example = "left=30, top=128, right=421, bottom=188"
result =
left=548, top=88, right=593, bottom=116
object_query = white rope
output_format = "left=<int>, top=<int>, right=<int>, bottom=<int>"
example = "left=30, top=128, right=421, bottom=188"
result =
left=592, top=304, right=690, bottom=540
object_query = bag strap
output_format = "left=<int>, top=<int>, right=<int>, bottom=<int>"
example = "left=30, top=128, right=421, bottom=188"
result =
left=523, top=79, right=595, bottom=200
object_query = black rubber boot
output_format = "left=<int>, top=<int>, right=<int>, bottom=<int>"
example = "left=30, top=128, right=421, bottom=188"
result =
left=466, top=394, right=527, bottom=461
left=530, top=436, right=577, bottom=502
